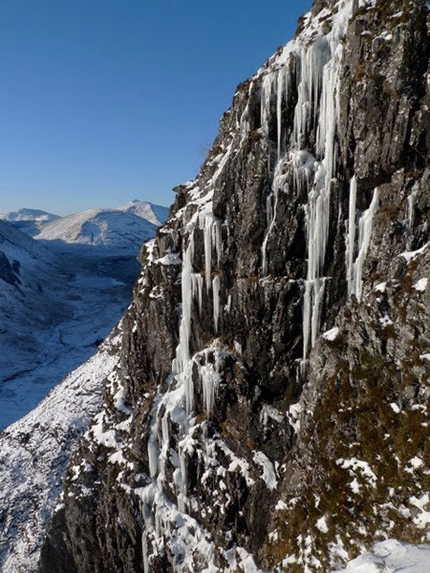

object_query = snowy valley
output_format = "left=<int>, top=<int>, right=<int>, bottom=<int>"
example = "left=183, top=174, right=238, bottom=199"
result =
left=0, top=201, right=168, bottom=430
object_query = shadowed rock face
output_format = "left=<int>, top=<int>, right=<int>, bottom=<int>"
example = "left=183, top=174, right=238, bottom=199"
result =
left=0, top=252, right=21, bottom=286
left=37, top=1, right=430, bottom=572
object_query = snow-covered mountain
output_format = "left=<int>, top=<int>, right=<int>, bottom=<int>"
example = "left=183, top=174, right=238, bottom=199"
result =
left=35, top=208, right=158, bottom=255
left=0, top=208, right=59, bottom=222
left=118, top=199, right=169, bottom=226
left=0, top=208, right=60, bottom=236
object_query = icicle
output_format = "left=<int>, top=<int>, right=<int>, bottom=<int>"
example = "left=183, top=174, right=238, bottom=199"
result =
left=261, top=155, right=290, bottom=276
left=351, top=188, right=379, bottom=300
left=301, top=165, right=332, bottom=366
left=174, top=234, right=195, bottom=373
left=213, top=218, right=222, bottom=266
left=261, top=190, right=278, bottom=275
left=147, top=430, right=160, bottom=479
left=191, top=273, right=204, bottom=316
left=183, top=359, right=194, bottom=415
left=204, top=222, right=213, bottom=291
left=311, top=278, right=326, bottom=347
left=202, top=214, right=222, bottom=291
left=171, top=232, right=198, bottom=414
left=298, top=2, right=354, bottom=367
left=138, top=483, right=157, bottom=573
left=408, top=185, right=418, bottom=230
left=261, top=73, right=273, bottom=140
left=200, top=351, right=223, bottom=418
left=142, top=533, right=149, bottom=573
left=276, top=71, right=284, bottom=160
left=212, top=275, right=221, bottom=332
left=154, top=408, right=172, bottom=492
left=407, top=184, right=419, bottom=250
left=346, top=176, right=357, bottom=295
left=177, top=448, right=187, bottom=513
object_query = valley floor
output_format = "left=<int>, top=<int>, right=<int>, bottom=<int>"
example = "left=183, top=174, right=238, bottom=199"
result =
left=0, top=253, right=138, bottom=431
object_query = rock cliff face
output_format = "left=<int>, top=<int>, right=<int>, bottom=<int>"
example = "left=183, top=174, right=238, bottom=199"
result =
left=39, top=0, right=430, bottom=571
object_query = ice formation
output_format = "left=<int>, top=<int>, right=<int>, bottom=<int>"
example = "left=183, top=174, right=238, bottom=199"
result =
left=349, top=189, right=379, bottom=300
left=129, top=0, right=384, bottom=569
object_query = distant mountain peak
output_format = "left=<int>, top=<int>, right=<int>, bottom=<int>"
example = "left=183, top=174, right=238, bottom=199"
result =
left=0, top=208, right=60, bottom=223
left=118, top=200, right=169, bottom=226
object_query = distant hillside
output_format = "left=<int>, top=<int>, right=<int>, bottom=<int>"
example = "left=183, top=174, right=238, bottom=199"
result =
left=35, top=208, right=158, bottom=255
left=0, top=220, right=69, bottom=385
left=0, top=208, right=61, bottom=236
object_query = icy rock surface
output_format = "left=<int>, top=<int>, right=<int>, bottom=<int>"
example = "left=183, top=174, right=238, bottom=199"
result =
left=4, top=0, right=430, bottom=571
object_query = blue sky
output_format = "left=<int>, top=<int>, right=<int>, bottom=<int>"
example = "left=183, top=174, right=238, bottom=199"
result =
left=0, top=0, right=312, bottom=216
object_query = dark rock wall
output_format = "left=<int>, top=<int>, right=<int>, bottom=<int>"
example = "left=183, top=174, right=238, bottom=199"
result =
left=40, top=0, right=430, bottom=571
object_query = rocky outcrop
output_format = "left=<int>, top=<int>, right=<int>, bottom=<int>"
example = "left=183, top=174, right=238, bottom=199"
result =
left=37, top=0, right=430, bottom=571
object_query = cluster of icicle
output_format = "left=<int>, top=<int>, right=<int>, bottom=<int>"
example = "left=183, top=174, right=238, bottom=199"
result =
left=135, top=0, right=385, bottom=570
left=138, top=205, right=236, bottom=572
left=255, top=0, right=379, bottom=369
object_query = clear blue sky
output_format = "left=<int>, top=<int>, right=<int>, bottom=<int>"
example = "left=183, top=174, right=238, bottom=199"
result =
left=0, top=0, right=312, bottom=216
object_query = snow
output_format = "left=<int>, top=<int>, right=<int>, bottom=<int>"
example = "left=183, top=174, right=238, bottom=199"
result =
left=322, top=327, right=340, bottom=341
left=333, top=539, right=430, bottom=573
left=336, top=457, right=377, bottom=489
left=287, top=402, right=302, bottom=433
left=375, top=31, right=393, bottom=41
left=379, top=314, right=393, bottom=327
left=0, top=208, right=61, bottom=236
left=316, top=515, right=329, bottom=534
left=0, top=198, right=163, bottom=431
left=156, top=253, right=182, bottom=266
left=253, top=451, right=278, bottom=490
left=374, top=282, right=387, bottom=293
left=400, top=242, right=430, bottom=262
left=410, top=494, right=430, bottom=529
left=0, top=332, right=121, bottom=571
left=260, top=404, right=284, bottom=425
left=406, top=456, right=424, bottom=472
left=413, top=278, right=428, bottom=292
